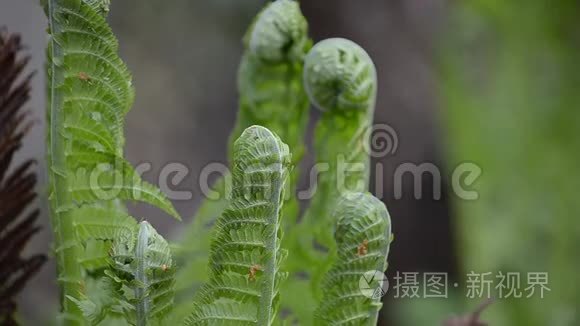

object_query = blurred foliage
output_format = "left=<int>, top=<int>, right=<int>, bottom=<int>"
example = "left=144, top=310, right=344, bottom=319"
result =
left=439, top=0, right=580, bottom=325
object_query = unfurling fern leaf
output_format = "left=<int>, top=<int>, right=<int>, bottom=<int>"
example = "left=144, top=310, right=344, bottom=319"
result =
left=280, top=38, right=378, bottom=324
left=0, top=29, right=46, bottom=325
left=176, top=0, right=310, bottom=307
left=44, top=0, right=179, bottom=323
left=233, top=0, right=310, bottom=225
left=315, top=192, right=392, bottom=326
left=185, top=125, right=290, bottom=326
left=70, top=221, right=175, bottom=326
left=302, top=38, right=378, bottom=247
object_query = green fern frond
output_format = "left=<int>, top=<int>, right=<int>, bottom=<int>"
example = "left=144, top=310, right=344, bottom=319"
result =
left=302, top=38, right=378, bottom=247
left=44, top=0, right=179, bottom=322
left=315, top=192, right=392, bottom=326
left=176, top=0, right=310, bottom=311
left=243, top=0, right=309, bottom=63
left=280, top=38, right=378, bottom=324
left=185, top=125, right=290, bottom=326
left=235, top=0, right=310, bottom=227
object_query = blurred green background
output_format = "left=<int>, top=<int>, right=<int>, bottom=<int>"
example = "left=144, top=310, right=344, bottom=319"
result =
left=1, top=0, right=578, bottom=324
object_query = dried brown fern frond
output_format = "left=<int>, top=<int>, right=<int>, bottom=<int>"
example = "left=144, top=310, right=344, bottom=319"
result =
left=0, top=28, right=46, bottom=326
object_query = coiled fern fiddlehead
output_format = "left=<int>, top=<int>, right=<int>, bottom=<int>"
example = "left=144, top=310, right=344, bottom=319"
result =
left=44, top=0, right=178, bottom=323
left=315, top=192, right=392, bottom=325
left=175, top=0, right=310, bottom=308
left=185, top=125, right=290, bottom=325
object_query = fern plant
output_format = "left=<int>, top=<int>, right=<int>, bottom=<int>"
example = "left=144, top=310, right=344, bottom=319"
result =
left=185, top=125, right=290, bottom=325
left=38, top=0, right=392, bottom=325
left=175, top=0, right=311, bottom=303
left=44, top=0, right=178, bottom=324
left=175, top=2, right=384, bottom=325
left=0, top=29, right=46, bottom=325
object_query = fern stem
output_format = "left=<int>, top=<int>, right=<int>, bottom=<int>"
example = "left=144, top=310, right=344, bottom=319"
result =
left=257, top=128, right=283, bottom=326
left=135, top=221, right=150, bottom=326
left=46, top=0, right=84, bottom=324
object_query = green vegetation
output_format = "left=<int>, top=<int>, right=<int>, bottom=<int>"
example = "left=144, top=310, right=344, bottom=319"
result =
left=42, top=0, right=392, bottom=325
left=440, top=1, right=580, bottom=325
